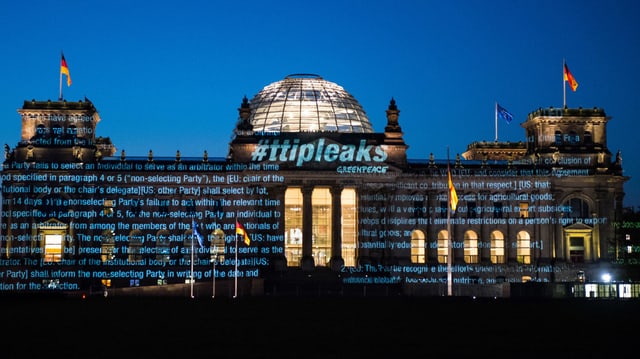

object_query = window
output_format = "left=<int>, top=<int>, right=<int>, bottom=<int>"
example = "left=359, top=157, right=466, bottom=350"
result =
left=341, top=188, right=357, bottom=267
left=516, top=231, right=531, bottom=264
left=569, top=236, right=585, bottom=263
left=494, top=202, right=503, bottom=218
left=467, top=201, right=477, bottom=219
left=284, top=188, right=303, bottom=266
left=439, top=201, right=448, bottom=218
left=584, top=131, right=592, bottom=145
left=129, top=231, right=144, bottom=263
left=555, top=130, right=562, bottom=145
left=490, top=230, right=505, bottom=264
left=411, top=230, right=426, bottom=264
left=38, top=219, right=69, bottom=263
left=519, top=202, right=529, bottom=218
left=100, top=230, right=115, bottom=262
left=312, top=188, right=332, bottom=267
left=437, top=230, right=449, bottom=264
left=156, top=230, right=171, bottom=264
left=44, top=234, right=63, bottom=262
left=567, top=130, right=579, bottom=144
left=284, top=186, right=354, bottom=268
left=463, top=230, right=478, bottom=264
left=566, top=197, right=590, bottom=224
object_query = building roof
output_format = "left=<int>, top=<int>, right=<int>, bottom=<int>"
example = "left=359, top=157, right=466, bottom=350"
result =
left=247, top=74, right=373, bottom=133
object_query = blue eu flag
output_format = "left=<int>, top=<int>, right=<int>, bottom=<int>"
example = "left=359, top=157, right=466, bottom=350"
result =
left=497, top=103, right=513, bottom=124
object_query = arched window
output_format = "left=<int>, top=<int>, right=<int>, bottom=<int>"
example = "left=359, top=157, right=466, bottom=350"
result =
left=516, top=231, right=531, bottom=264
left=566, top=197, right=590, bottom=225
left=490, top=230, right=505, bottom=264
left=437, top=230, right=449, bottom=264
left=463, top=230, right=478, bottom=263
left=411, top=230, right=426, bottom=264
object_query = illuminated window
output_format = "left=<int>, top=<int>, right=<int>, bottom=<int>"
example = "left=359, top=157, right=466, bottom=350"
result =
left=519, top=202, right=529, bottom=218
left=463, top=230, right=478, bottom=264
left=312, top=188, right=332, bottom=267
left=284, top=187, right=303, bottom=267
left=411, top=230, right=426, bottom=264
left=341, top=188, right=357, bottom=267
left=44, top=234, right=63, bottom=262
left=516, top=231, right=531, bottom=264
left=569, top=236, right=585, bottom=263
left=284, top=186, right=352, bottom=268
left=38, top=219, right=69, bottom=263
left=100, top=229, right=115, bottom=262
left=437, top=230, right=449, bottom=264
left=490, top=230, right=505, bottom=264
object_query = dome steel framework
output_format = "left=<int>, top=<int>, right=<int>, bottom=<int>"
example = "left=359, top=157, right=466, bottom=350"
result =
left=248, top=74, right=373, bottom=133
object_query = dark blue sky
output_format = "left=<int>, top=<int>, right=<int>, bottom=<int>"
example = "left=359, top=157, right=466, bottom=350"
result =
left=1, top=0, right=639, bottom=206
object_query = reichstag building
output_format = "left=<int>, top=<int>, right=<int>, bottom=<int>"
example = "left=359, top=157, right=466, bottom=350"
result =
left=0, top=74, right=635, bottom=298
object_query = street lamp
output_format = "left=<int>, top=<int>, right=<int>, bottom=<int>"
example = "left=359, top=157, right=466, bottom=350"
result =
left=211, top=251, right=225, bottom=298
left=210, top=228, right=226, bottom=298
left=211, top=256, right=218, bottom=298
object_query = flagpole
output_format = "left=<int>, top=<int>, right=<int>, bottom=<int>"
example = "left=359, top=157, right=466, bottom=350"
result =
left=562, top=59, right=566, bottom=108
left=234, top=229, right=238, bottom=298
left=447, top=147, right=453, bottom=296
left=494, top=102, right=498, bottom=142
left=59, top=66, right=63, bottom=101
left=190, top=220, right=195, bottom=298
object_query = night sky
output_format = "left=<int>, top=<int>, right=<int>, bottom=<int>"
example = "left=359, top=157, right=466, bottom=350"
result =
left=1, top=0, right=639, bottom=206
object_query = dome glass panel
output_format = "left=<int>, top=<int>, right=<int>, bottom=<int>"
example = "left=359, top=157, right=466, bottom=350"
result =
left=248, top=74, right=373, bottom=133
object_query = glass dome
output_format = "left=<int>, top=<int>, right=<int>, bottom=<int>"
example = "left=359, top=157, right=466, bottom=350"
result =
left=248, top=74, right=373, bottom=133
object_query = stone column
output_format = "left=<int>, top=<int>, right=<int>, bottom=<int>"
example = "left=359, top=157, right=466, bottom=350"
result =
left=301, top=185, right=315, bottom=271
left=329, top=185, right=344, bottom=271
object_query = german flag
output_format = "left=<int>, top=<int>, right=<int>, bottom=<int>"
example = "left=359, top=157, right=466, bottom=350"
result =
left=236, top=220, right=250, bottom=246
left=448, top=166, right=459, bottom=212
left=61, top=52, right=72, bottom=87
left=564, top=63, right=578, bottom=92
